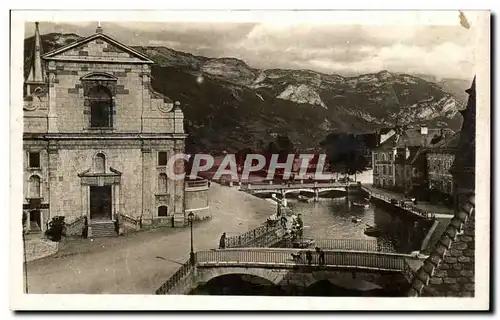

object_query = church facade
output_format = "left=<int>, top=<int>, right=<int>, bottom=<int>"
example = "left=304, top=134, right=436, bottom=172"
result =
left=23, top=23, right=187, bottom=236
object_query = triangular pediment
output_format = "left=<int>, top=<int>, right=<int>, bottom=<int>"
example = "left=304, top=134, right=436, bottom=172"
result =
left=42, top=33, right=153, bottom=64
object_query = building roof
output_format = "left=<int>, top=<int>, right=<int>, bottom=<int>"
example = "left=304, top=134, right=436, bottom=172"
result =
left=379, top=128, right=394, bottom=135
left=376, top=127, right=445, bottom=150
left=42, top=29, right=154, bottom=64
left=408, top=147, right=426, bottom=165
left=407, top=195, right=475, bottom=297
left=428, top=132, right=461, bottom=152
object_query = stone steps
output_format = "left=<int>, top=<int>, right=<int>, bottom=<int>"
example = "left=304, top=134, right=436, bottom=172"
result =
left=30, top=221, right=41, bottom=232
left=89, top=221, right=117, bottom=238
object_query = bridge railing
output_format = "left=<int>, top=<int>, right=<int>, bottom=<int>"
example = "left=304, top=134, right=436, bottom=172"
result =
left=196, top=249, right=408, bottom=271
left=156, top=249, right=415, bottom=294
left=155, top=259, right=193, bottom=294
left=239, top=181, right=358, bottom=190
left=312, top=239, right=395, bottom=253
left=225, top=224, right=284, bottom=248
left=363, top=188, right=435, bottom=220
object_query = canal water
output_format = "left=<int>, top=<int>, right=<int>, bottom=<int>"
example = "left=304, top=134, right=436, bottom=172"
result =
left=279, top=193, right=425, bottom=253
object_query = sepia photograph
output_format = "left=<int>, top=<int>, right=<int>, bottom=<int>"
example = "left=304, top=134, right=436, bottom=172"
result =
left=9, top=9, right=490, bottom=310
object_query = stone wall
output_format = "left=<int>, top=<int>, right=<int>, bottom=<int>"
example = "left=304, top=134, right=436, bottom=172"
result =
left=427, top=152, right=455, bottom=195
left=185, top=187, right=209, bottom=218
left=24, top=238, right=59, bottom=262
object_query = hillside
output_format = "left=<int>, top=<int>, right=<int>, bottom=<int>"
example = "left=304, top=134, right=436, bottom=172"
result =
left=24, top=33, right=466, bottom=152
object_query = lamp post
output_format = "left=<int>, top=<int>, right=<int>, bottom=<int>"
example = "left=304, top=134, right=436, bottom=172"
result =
left=188, top=212, right=195, bottom=265
left=22, top=211, right=28, bottom=294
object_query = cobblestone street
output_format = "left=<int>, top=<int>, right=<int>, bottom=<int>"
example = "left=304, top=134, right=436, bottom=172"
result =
left=25, top=183, right=275, bottom=294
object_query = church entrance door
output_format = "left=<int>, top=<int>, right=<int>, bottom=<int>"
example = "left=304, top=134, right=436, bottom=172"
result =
left=90, top=186, right=112, bottom=221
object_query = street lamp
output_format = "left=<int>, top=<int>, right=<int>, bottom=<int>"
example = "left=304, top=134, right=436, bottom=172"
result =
left=188, top=211, right=195, bottom=265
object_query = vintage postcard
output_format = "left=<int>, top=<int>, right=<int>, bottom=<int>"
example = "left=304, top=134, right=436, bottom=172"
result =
left=10, top=10, right=490, bottom=310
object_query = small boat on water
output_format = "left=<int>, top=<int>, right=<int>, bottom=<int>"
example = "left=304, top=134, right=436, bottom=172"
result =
left=351, top=217, right=362, bottom=223
left=298, top=195, right=313, bottom=203
left=351, top=201, right=370, bottom=209
left=364, top=224, right=384, bottom=237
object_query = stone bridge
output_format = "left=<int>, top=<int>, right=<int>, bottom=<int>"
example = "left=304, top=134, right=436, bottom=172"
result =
left=241, top=182, right=360, bottom=200
left=155, top=248, right=420, bottom=295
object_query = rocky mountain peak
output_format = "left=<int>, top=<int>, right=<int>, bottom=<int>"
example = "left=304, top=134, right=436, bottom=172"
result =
left=25, top=32, right=468, bottom=151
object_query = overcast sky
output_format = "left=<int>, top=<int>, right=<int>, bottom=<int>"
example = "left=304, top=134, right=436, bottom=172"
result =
left=25, top=16, right=477, bottom=80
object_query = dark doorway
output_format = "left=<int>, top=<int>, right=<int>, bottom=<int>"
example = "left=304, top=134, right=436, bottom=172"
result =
left=30, top=210, right=41, bottom=232
left=90, top=186, right=112, bottom=220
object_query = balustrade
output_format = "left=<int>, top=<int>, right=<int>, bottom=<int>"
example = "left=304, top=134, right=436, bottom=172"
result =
left=156, top=248, right=414, bottom=294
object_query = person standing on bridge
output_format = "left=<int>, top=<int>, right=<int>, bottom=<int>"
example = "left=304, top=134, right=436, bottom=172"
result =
left=280, top=215, right=287, bottom=228
left=315, top=247, right=325, bottom=266
left=305, top=250, right=313, bottom=265
left=219, top=232, right=226, bottom=249
left=296, top=214, right=304, bottom=239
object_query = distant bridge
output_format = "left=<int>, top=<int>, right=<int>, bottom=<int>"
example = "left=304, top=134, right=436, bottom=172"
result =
left=155, top=247, right=419, bottom=295
left=240, top=182, right=360, bottom=200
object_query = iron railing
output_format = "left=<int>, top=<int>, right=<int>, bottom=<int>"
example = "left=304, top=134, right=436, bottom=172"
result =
left=240, top=182, right=357, bottom=191
left=310, top=239, right=395, bottom=253
left=196, top=249, right=409, bottom=271
left=225, top=224, right=284, bottom=248
left=156, top=249, right=416, bottom=294
left=155, top=259, right=193, bottom=294
left=363, top=188, right=435, bottom=220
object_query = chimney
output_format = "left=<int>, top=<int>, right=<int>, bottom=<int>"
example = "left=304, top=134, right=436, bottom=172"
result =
left=96, top=21, right=103, bottom=34
left=420, top=125, right=428, bottom=135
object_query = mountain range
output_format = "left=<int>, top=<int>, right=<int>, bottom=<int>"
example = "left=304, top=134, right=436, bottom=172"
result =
left=24, top=33, right=471, bottom=152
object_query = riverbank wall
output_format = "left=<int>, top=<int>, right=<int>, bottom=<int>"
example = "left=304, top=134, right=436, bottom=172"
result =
left=208, top=182, right=277, bottom=236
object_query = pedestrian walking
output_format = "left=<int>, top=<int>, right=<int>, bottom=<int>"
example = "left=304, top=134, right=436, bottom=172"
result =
left=305, top=250, right=313, bottom=265
left=219, top=232, right=227, bottom=249
left=315, top=247, right=325, bottom=266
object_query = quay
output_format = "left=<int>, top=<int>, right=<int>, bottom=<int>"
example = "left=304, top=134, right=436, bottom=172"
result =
left=361, top=184, right=454, bottom=220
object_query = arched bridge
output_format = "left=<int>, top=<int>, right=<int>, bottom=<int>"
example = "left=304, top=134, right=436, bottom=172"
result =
left=240, top=182, right=360, bottom=198
left=155, top=248, right=420, bottom=295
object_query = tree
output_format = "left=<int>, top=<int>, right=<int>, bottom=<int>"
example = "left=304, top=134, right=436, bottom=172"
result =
left=276, top=134, right=294, bottom=153
left=266, top=141, right=280, bottom=154
left=321, top=133, right=370, bottom=179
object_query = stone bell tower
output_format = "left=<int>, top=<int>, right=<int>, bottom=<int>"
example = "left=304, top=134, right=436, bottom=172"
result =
left=25, top=22, right=46, bottom=95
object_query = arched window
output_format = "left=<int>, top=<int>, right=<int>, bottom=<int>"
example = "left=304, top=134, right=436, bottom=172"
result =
left=158, top=206, right=168, bottom=217
left=382, top=153, right=386, bottom=161
left=89, top=86, right=113, bottom=128
left=94, top=153, right=106, bottom=173
left=29, top=175, right=41, bottom=198
left=158, top=173, right=168, bottom=194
